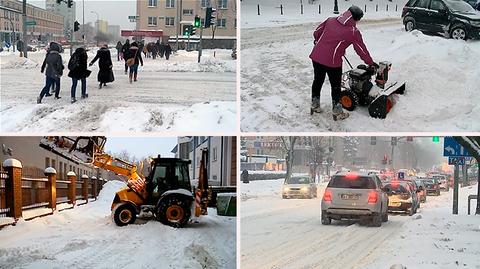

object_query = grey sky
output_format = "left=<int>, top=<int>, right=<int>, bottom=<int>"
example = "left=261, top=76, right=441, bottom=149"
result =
left=30, top=0, right=136, bottom=29
left=105, top=137, right=178, bottom=159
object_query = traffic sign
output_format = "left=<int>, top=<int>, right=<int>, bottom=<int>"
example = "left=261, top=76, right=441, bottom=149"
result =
left=128, top=16, right=139, bottom=19
left=26, top=21, right=36, bottom=26
left=443, top=137, right=471, bottom=157
left=448, top=157, right=465, bottom=165
left=5, top=42, right=10, bottom=48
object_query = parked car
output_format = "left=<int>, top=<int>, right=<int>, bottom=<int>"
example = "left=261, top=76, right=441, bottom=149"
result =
left=424, top=178, right=441, bottom=195
left=321, top=172, right=389, bottom=227
left=402, top=0, right=480, bottom=40
left=282, top=175, right=317, bottom=199
left=384, top=181, right=420, bottom=216
left=414, top=178, right=427, bottom=203
left=432, top=174, right=450, bottom=191
left=463, top=0, right=480, bottom=10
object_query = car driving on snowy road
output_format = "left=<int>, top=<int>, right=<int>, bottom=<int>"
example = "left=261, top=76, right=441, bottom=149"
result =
left=424, top=178, right=441, bottom=195
left=402, top=0, right=480, bottom=40
left=282, top=175, right=317, bottom=199
left=384, top=181, right=420, bottom=215
left=321, top=172, right=389, bottom=227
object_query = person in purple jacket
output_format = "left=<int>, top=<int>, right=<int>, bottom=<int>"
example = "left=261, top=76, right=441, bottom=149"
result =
left=309, top=6, right=378, bottom=121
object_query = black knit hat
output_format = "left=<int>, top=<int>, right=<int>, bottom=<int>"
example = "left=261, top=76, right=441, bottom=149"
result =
left=349, top=6, right=364, bottom=21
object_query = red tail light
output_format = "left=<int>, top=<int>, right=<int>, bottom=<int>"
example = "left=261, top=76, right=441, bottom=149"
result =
left=323, top=189, right=332, bottom=202
left=368, top=191, right=378, bottom=204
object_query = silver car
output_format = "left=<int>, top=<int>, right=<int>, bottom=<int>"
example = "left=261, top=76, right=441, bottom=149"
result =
left=321, top=172, right=389, bottom=227
left=282, top=175, right=317, bottom=199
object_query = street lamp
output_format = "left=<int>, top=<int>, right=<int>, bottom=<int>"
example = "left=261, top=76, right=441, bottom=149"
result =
left=91, top=11, right=99, bottom=47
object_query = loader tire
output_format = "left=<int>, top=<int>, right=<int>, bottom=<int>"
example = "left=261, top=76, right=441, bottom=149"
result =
left=113, top=203, right=137, bottom=226
left=339, top=90, right=359, bottom=111
left=157, top=196, right=191, bottom=228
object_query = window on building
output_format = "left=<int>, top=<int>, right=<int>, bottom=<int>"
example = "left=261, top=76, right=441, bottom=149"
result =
left=59, top=161, right=63, bottom=177
left=148, top=16, right=157, bottom=26
left=52, top=159, right=56, bottom=169
left=183, top=9, right=193, bottom=15
left=201, top=0, right=210, bottom=8
left=217, top=18, right=226, bottom=28
left=64, top=163, right=67, bottom=178
left=166, top=0, right=175, bottom=8
left=148, top=0, right=157, bottom=7
left=45, top=157, right=50, bottom=169
left=165, top=17, right=175, bottom=26
left=218, top=0, right=227, bottom=9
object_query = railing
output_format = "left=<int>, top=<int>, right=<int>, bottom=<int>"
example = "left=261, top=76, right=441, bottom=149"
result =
left=0, top=171, right=9, bottom=218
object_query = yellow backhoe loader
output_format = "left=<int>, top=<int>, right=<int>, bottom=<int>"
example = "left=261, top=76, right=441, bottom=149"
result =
left=39, top=136, right=210, bottom=228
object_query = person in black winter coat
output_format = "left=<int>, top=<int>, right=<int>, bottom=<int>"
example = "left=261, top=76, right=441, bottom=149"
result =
left=121, top=39, right=131, bottom=74
left=126, top=41, right=144, bottom=83
left=38, top=43, right=64, bottom=104
left=68, top=47, right=91, bottom=103
left=89, top=44, right=114, bottom=89
left=116, top=41, right=123, bottom=61
left=159, top=42, right=165, bottom=58
left=164, top=43, right=172, bottom=60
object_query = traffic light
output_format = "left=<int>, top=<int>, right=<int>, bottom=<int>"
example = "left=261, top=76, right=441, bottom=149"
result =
left=194, top=15, right=201, bottom=28
left=67, top=0, right=73, bottom=8
left=184, top=25, right=194, bottom=36
left=74, top=21, right=80, bottom=32
left=190, top=25, right=196, bottom=36
left=205, top=7, right=217, bottom=27
left=432, top=136, right=440, bottom=143
left=370, top=137, right=376, bottom=145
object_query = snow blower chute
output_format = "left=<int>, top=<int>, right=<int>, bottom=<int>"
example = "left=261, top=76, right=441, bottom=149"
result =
left=339, top=58, right=405, bottom=119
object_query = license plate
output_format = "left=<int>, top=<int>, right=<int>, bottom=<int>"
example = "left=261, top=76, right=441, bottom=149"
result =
left=389, top=201, right=401, bottom=207
left=341, top=194, right=359, bottom=200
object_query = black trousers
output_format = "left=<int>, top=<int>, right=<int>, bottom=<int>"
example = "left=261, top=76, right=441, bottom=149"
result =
left=312, top=61, right=342, bottom=107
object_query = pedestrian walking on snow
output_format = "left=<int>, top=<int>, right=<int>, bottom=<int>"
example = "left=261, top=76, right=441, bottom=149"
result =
left=116, top=41, right=123, bottom=61
left=310, top=6, right=378, bottom=121
left=38, top=42, right=64, bottom=104
left=89, top=44, right=114, bottom=89
left=126, top=41, right=143, bottom=83
left=122, top=39, right=131, bottom=74
left=164, top=43, right=172, bottom=60
left=68, top=47, right=91, bottom=103
left=159, top=42, right=165, bottom=58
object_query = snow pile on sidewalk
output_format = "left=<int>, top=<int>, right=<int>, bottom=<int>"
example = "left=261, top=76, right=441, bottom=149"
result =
left=242, top=0, right=407, bottom=28
left=242, top=178, right=285, bottom=201
left=0, top=180, right=236, bottom=269
left=1, top=57, right=39, bottom=69
left=363, top=184, right=480, bottom=269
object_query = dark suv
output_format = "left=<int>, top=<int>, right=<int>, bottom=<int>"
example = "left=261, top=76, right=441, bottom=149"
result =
left=402, top=0, right=480, bottom=40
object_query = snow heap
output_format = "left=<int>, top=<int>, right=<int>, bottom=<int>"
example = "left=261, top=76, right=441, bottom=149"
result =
left=1, top=57, right=39, bottom=69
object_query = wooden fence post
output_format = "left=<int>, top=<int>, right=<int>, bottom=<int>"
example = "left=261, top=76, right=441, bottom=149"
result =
left=3, top=159, right=23, bottom=220
left=67, top=171, right=76, bottom=205
left=82, top=174, right=89, bottom=203
left=44, top=167, right=57, bottom=211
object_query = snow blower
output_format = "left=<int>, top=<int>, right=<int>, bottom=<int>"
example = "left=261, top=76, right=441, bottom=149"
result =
left=339, top=57, right=405, bottom=119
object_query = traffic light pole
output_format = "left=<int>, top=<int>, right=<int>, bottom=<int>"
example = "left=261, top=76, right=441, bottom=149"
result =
left=453, top=164, right=459, bottom=214
left=197, top=26, right=203, bottom=63
left=22, top=0, right=27, bottom=58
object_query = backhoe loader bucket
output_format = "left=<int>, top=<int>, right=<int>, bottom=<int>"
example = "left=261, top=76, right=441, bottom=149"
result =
left=368, top=82, right=405, bottom=119
left=39, top=136, right=106, bottom=163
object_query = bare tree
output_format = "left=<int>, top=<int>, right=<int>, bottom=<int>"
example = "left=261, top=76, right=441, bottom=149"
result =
left=278, top=136, right=297, bottom=179
left=453, top=136, right=480, bottom=215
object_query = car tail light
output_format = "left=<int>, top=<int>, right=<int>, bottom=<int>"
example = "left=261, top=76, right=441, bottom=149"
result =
left=368, top=191, right=378, bottom=204
left=345, top=172, right=358, bottom=180
left=323, top=189, right=332, bottom=202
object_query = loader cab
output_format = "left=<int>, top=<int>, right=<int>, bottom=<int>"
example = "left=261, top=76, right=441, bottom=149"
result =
left=146, top=158, right=192, bottom=204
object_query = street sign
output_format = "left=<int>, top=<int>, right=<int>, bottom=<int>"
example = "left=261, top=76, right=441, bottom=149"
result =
left=5, top=42, right=10, bottom=48
left=128, top=16, right=139, bottom=19
left=397, top=171, right=405, bottom=180
left=443, top=137, right=471, bottom=157
left=448, top=157, right=465, bottom=165
left=26, top=21, right=36, bottom=26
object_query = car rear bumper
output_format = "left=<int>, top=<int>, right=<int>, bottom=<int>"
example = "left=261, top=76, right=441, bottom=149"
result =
left=388, top=202, right=412, bottom=212
left=283, top=190, right=311, bottom=198
left=324, top=208, right=375, bottom=219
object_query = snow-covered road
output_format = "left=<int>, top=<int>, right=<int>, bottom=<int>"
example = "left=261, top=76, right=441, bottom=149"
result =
left=0, top=49, right=236, bottom=133
left=0, top=181, right=236, bottom=269
left=241, top=179, right=480, bottom=269
left=240, top=19, right=480, bottom=132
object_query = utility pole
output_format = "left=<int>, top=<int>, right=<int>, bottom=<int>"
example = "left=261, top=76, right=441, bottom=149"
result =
left=197, top=25, right=203, bottom=63
left=22, top=0, right=27, bottom=57
left=82, top=0, right=85, bottom=46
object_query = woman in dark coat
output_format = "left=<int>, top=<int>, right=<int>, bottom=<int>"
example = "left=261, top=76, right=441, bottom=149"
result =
left=115, top=41, right=123, bottom=61
left=68, top=47, right=91, bottom=103
left=165, top=43, right=172, bottom=60
left=89, top=44, right=114, bottom=89
left=126, top=41, right=144, bottom=83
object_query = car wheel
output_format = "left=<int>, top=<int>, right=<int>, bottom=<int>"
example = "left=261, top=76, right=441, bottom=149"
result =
left=451, top=24, right=467, bottom=40
left=371, top=214, right=382, bottom=227
left=404, top=18, right=416, bottom=32
left=321, top=211, right=331, bottom=225
left=382, top=211, right=388, bottom=222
